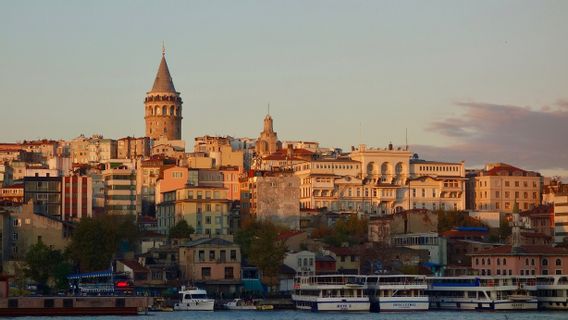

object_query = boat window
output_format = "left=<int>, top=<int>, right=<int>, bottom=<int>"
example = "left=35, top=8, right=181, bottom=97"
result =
left=192, top=294, right=208, bottom=299
left=185, top=294, right=192, bottom=300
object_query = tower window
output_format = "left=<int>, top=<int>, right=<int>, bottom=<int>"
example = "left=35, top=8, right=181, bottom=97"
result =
left=170, top=105, right=175, bottom=115
left=162, top=106, right=167, bottom=115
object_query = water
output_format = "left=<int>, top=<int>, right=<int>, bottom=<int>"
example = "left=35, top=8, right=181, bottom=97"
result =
left=11, top=311, right=568, bottom=320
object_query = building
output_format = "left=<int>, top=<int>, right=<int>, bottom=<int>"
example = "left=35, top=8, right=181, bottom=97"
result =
left=240, top=171, right=300, bottom=228
left=7, top=201, right=72, bottom=261
left=554, top=190, right=568, bottom=244
left=468, top=163, right=541, bottom=212
left=61, top=175, right=92, bottom=221
left=408, top=158, right=466, bottom=211
left=102, top=163, right=137, bottom=215
left=175, top=186, right=231, bottom=236
left=519, top=204, right=554, bottom=238
left=325, top=246, right=361, bottom=274
left=391, top=232, right=447, bottom=267
left=0, top=184, right=24, bottom=204
left=178, top=238, right=241, bottom=295
left=255, top=113, right=281, bottom=157
left=193, top=136, right=244, bottom=170
left=117, top=137, right=151, bottom=160
left=220, top=166, right=241, bottom=201
left=23, top=176, right=62, bottom=218
left=144, top=49, right=183, bottom=141
left=470, top=245, right=568, bottom=276
left=283, top=251, right=315, bottom=276
left=70, top=134, right=117, bottom=164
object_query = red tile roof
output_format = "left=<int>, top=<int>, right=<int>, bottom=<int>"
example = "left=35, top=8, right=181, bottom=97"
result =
left=483, top=163, right=540, bottom=177
left=119, top=260, right=149, bottom=273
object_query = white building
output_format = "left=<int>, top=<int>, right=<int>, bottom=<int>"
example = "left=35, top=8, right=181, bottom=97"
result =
left=283, top=251, right=316, bottom=276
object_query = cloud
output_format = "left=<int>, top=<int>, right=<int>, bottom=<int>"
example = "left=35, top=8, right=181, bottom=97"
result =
left=413, top=101, right=568, bottom=175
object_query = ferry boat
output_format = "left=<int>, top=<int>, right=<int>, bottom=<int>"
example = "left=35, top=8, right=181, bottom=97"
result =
left=536, top=275, right=568, bottom=310
left=292, top=275, right=370, bottom=312
left=173, top=287, right=214, bottom=311
left=365, top=275, right=429, bottom=312
left=426, top=276, right=537, bottom=311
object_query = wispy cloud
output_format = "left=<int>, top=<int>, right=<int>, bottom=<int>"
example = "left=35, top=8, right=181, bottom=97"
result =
left=413, top=101, right=568, bottom=175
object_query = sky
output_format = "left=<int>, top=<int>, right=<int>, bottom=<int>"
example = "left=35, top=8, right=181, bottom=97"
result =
left=1, top=1, right=567, bottom=177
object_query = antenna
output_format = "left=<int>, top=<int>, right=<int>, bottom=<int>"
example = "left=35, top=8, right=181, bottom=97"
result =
left=405, top=128, right=408, bottom=150
left=267, top=102, right=270, bottom=115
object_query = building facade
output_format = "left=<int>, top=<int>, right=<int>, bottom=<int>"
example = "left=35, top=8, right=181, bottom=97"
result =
left=103, top=163, right=137, bottom=215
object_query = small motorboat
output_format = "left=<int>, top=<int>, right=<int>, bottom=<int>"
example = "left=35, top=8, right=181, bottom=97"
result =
left=223, top=298, right=256, bottom=310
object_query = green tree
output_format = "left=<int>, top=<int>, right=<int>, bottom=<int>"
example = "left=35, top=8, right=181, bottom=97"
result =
left=248, top=223, right=287, bottom=290
left=25, top=240, right=71, bottom=293
left=235, top=219, right=287, bottom=290
left=168, top=219, right=195, bottom=239
left=68, top=215, right=139, bottom=272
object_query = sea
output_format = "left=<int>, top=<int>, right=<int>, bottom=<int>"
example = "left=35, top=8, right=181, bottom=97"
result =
left=11, top=311, right=568, bottom=320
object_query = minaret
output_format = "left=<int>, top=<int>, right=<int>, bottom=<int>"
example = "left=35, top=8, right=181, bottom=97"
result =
left=144, top=47, right=183, bottom=140
left=511, top=199, right=522, bottom=253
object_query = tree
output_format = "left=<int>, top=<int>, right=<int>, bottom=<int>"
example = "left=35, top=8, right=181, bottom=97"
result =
left=235, top=219, right=287, bottom=290
left=168, top=220, right=195, bottom=239
left=68, top=215, right=139, bottom=272
left=437, top=210, right=486, bottom=233
left=25, top=240, right=71, bottom=293
left=248, top=223, right=287, bottom=290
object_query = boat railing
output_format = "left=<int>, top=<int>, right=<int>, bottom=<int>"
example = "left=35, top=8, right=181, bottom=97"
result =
left=369, top=281, right=427, bottom=287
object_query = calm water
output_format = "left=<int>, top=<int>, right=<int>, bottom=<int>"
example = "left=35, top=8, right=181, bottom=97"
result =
left=11, top=311, right=568, bottom=320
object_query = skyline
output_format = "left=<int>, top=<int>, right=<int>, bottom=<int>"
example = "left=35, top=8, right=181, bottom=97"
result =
left=1, top=1, right=567, bottom=177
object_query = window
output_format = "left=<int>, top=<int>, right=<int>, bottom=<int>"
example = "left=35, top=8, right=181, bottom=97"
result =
left=556, top=259, right=562, bottom=266
left=503, top=258, right=506, bottom=265
left=224, top=267, right=234, bottom=279
left=201, top=267, right=211, bottom=278
left=209, top=250, right=215, bottom=260
left=230, top=250, right=237, bottom=261
left=542, top=258, right=548, bottom=266
left=198, top=250, right=205, bottom=262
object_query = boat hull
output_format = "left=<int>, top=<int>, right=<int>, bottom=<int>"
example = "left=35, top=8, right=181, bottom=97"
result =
left=429, top=299, right=538, bottom=311
left=174, top=300, right=215, bottom=311
left=292, top=296, right=370, bottom=312
left=371, top=297, right=429, bottom=312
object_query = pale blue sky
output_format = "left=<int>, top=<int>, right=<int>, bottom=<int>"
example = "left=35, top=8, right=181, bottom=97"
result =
left=1, top=1, right=567, bottom=174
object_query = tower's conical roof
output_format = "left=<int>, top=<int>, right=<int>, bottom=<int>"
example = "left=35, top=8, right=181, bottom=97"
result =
left=150, top=54, right=176, bottom=93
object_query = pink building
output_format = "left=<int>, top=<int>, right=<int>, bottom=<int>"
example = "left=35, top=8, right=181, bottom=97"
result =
left=470, top=245, right=568, bottom=276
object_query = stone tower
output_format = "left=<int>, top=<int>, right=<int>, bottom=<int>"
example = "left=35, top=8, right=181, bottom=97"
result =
left=256, top=113, right=281, bottom=156
left=144, top=49, right=183, bottom=140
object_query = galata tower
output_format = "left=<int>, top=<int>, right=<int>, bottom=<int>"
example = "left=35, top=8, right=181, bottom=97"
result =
left=144, top=48, right=183, bottom=140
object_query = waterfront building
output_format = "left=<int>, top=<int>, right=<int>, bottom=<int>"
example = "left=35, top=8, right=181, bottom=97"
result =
left=468, top=163, right=542, bottom=212
left=283, top=251, right=316, bottom=276
left=470, top=245, right=568, bottom=276
left=178, top=238, right=241, bottom=294
left=144, top=49, right=183, bottom=141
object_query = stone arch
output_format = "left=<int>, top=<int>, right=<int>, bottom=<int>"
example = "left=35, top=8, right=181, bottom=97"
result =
left=154, top=106, right=159, bottom=115
left=367, top=162, right=376, bottom=176
left=162, top=106, right=167, bottom=115
left=170, top=105, right=175, bottom=116
left=395, top=162, right=406, bottom=175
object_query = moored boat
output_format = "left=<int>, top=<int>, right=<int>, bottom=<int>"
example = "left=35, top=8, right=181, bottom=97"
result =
left=365, top=275, right=429, bottom=312
left=536, top=275, right=568, bottom=310
left=426, top=276, right=537, bottom=311
left=223, top=298, right=256, bottom=310
left=292, top=275, right=370, bottom=312
left=173, top=287, right=214, bottom=311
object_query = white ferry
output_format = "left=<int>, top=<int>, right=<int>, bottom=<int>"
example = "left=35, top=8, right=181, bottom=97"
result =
left=173, top=287, right=215, bottom=311
left=426, top=276, right=537, bottom=310
left=365, top=275, right=429, bottom=312
left=536, top=275, right=568, bottom=310
left=292, top=275, right=370, bottom=312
